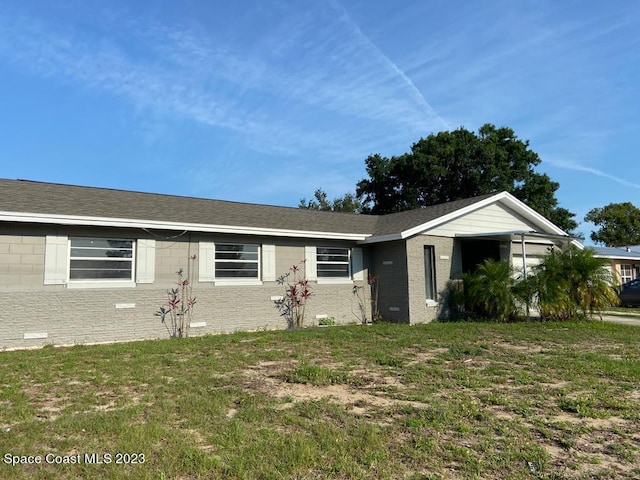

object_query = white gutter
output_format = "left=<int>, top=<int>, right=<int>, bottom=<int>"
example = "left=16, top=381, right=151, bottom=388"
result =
left=0, top=211, right=371, bottom=241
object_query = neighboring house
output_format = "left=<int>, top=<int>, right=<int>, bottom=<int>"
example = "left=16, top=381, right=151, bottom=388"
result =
left=0, top=179, right=577, bottom=349
left=592, top=246, right=640, bottom=284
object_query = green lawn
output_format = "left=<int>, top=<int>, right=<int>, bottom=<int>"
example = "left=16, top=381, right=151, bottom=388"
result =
left=1, top=320, right=639, bottom=479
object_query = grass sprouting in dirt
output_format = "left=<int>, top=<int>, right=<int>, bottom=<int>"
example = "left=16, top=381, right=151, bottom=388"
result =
left=1, top=320, right=639, bottom=479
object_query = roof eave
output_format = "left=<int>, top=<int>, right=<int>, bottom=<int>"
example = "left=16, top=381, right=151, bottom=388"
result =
left=0, top=211, right=370, bottom=241
left=359, top=233, right=403, bottom=244
left=400, top=191, right=570, bottom=239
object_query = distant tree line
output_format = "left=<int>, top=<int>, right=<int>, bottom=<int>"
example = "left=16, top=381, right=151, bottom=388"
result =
left=300, top=124, right=577, bottom=233
left=300, top=123, right=640, bottom=246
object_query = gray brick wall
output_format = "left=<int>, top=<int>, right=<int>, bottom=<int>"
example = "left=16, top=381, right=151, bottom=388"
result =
left=406, top=235, right=455, bottom=324
left=0, top=233, right=46, bottom=289
left=0, top=229, right=369, bottom=350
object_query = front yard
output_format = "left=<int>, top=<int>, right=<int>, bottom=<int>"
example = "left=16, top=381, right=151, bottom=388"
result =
left=1, top=320, right=639, bottom=479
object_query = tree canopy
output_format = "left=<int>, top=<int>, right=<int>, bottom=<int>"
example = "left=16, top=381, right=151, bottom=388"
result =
left=355, top=124, right=577, bottom=233
left=298, top=188, right=363, bottom=213
left=584, top=202, right=640, bottom=247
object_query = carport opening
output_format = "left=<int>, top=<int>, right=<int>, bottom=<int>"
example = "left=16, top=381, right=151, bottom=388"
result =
left=461, top=239, right=501, bottom=274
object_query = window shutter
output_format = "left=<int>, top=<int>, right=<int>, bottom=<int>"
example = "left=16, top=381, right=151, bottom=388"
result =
left=136, top=239, right=156, bottom=283
left=44, top=235, right=68, bottom=285
left=262, top=244, right=276, bottom=281
left=305, top=246, right=317, bottom=281
left=199, top=242, right=215, bottom=282
left=352, top=247, right=364, bottom=280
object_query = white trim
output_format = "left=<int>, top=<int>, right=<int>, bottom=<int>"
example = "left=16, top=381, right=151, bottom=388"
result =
left=190, top=322, right=207, bottom=328
left=262, top=244, right=276, bottom=282
left=44, top=235, right=68, bottom=285
left=198, top=242, right=215, bottom=282
left=24, top=332, right=48, bottom=340
left=136, top=239, right=155, bottom=283
left=316, top=246, right=351, bottom=280
left=215, top=242, right=260, bottom=281
left=360, top=192, right=573, bottom=244
left=593, top=253, right=640, bottom=261
left=426, top=300, right=438, bottom=307
left=214, top=279, right=263, bottom=286
left=0, top=211, right=369, bottom=241
left=67, top=280, right=136, bottom=289
left=115, top=303, right=136, bottom=309
left=67, top=237, right=136, bottom=285
left=305, top=246, right=317, bottom=281
left=361, top=233, right=402, bottom=244
left=317, top=278, right=354, bottom=285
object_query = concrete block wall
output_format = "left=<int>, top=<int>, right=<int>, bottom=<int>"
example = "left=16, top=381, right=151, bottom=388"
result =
left=0, top=234, right=46, bottom=289
left=406, top=235, right=455, bottom=324
left=0, top=228, right=369, bottom=350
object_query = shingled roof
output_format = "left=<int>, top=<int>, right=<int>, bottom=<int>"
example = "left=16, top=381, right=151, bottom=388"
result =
left=373, top=194, right=496, bottom=235
left=0, top=179, right=506, bottom=240
left=0, top=179, right=378, bottom=236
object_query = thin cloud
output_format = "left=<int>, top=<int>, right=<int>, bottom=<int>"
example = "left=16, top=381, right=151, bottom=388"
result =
left=546, top=159, right=640, bottom=190
left=0, top=2, right=444, bottom=163
left=329, top=0, right=450, bottom=131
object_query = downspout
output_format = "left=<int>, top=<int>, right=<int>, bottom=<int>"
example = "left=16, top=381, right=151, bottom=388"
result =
left=521, top=233, right=530, bottom=320
left=521, top=233, right=527, bottom=279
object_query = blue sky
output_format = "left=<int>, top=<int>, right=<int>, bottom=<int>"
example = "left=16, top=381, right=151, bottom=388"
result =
left=1, top=0, right=639, bottom=242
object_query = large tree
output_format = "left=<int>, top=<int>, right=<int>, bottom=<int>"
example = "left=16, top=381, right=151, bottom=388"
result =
left=298, top=188, right=363, bottom=213
left=356, top=124, right=578, bottom=233
left=585, top=202, right=640, bottom=247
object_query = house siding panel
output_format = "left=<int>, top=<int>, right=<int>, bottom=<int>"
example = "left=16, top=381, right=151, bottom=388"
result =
left=425, top=203, right=538, bottom=237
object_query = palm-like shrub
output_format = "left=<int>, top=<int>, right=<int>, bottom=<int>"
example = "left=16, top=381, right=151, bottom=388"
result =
left=462, top=247, right=618, bottom=322
left=523, top=249, right=576, bottom=320
left=464, top=259, right=520, bottom=322
left=528, top=246, right=619, bottom=320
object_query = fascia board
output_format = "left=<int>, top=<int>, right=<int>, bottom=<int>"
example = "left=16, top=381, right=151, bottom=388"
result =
left=399, top=193, right=507, bottom=239
left=594, top=253, right=640, bottom=261
left=358, top=233, right=403, bottom=244
left=498, top=192, right=569, bottom=236
left=401, top=191, right=570, bottom=239
left=0, top=211, right=370, bottom=241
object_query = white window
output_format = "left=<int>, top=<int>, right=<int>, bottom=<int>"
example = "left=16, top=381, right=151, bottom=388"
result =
left=424, top=246, right=436, bottom=302
left=69, top=237, right=135, bottom=281
left=215, top=243, right=260, bottom=278
left=316, top=247, right=350, bottom=278
left=621, top=264, right=633, bottom=284
left=45, top=235, right=152, bottom=288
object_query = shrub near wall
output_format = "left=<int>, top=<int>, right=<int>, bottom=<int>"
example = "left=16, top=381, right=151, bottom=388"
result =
left=456, top=247, right=619, bottom=322
left=525, top=246, right=619, bottom=320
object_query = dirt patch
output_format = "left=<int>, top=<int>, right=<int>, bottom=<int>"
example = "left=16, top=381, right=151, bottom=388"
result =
left=242, top=360, right=425, bottom=413
left=405, top=348, right=449, bottom=365
left=493, top=342, right=544, bottom=354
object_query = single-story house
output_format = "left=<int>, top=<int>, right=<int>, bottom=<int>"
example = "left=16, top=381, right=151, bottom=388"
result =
left=0, top=179, right=577, bottom=349
left=592, top=246, right=640, bottom=284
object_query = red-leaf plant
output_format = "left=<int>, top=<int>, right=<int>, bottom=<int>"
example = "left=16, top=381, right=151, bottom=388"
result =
left=274, top=261, right=312, bottom=329
left=155, top=254, right=197, bottom=338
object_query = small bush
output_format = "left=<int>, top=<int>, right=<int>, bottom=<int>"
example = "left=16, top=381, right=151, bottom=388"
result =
left=154, top=256, right=197, bottom=338
left=274, top=262, right=312, bottom=329
left=464, top=259, right=521, bottom=322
